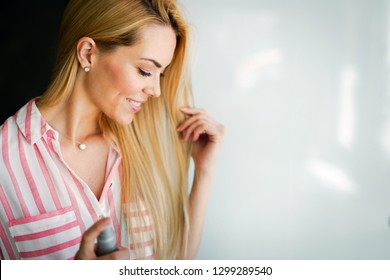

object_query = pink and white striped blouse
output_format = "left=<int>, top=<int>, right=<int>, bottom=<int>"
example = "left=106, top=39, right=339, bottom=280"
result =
left=0, top=98, right=154, bottom=260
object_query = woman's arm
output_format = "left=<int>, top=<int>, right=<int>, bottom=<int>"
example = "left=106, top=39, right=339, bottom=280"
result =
left=177, top=107, right=226, bottom=259
left=185, top=167, right=214, bottom=259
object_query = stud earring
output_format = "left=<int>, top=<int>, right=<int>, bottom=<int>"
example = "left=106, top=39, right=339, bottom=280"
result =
left=84, top=66, right=90, bottom=73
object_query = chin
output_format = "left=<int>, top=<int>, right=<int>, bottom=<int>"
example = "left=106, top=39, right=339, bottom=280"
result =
left=110, top=111, right=135, bottom=126
left=120, top=115, right=135, bottom=125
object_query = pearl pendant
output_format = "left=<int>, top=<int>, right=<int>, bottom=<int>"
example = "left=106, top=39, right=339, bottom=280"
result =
left=78, top=143, right=87, bottom=150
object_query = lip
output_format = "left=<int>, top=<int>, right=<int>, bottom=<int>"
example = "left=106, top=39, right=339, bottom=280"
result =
left=126, top=98, right=146, bottom=113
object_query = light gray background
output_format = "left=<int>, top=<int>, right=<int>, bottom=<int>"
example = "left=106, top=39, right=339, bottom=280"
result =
left=183, top=0, right=390, bottom=259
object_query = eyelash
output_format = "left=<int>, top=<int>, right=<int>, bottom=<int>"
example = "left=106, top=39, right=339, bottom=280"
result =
left=139, top=68, right=152, bottom=77
left=138, top=68, right=165, bottom=78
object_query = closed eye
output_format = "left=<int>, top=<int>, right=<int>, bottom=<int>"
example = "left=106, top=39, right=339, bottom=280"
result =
left=138, top=68, right=152, bottom=77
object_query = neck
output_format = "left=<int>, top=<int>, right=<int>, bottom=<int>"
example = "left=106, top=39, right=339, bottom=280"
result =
left=37, top=93, right=101, bottom=142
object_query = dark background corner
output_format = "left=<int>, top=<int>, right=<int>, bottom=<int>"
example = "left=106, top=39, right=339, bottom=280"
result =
left=0, top=0, right=69, bottom=124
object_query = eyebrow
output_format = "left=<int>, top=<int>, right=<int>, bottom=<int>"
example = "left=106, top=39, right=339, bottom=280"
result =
left=141, top=58, right=162, bottom=68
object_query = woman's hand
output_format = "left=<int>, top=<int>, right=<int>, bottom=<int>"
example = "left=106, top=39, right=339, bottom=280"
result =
left=177, top=107, right=226, bottom=172
left=176, top=107, right=225, bottom=259
left=74, top=217, right=129, bottom=260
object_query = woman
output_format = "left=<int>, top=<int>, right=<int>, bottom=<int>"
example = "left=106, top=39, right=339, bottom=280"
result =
left=0, top=0, right=225, bottom=260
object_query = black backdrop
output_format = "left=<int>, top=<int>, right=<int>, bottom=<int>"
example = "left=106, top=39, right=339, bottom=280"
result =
left=0, top=0, right=68, bottom=124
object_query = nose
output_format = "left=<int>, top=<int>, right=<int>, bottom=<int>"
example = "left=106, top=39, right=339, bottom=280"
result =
left=143, top=79, right=161, bottom=98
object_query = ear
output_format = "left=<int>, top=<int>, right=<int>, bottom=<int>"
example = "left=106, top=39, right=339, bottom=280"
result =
left=76, top=37, right=97, bottom=69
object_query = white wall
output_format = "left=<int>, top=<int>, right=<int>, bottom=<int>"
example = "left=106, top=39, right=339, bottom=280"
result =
left=183, top=0, right=390, bottom=259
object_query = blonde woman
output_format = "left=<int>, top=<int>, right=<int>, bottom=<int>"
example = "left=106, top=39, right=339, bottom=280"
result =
left=0, top=0, right=225, bottom=260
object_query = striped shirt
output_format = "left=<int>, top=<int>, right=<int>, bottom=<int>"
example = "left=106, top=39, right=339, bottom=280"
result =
left=0, top=98, right=154, bottom=260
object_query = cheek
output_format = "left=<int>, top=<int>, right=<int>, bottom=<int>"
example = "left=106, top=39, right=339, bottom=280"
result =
left=103, top=61, right=127, bottom=90
left=110, top=67, right=142, bottom=94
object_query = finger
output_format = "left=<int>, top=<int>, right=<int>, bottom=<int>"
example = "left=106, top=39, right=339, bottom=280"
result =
left=192, top=125, right=208, bottom=142
left=182, top=119, right=204, bottom=141
left=180, top=107, right=205, bottom=116
left=80, top=217, right=111, bottom=254
left=98, top=248, right=130, bottom=260
left=177, top=114, right=206, bottom=132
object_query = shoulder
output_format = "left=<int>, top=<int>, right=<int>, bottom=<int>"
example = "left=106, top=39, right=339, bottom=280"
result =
left=0, top=112, right=18, bottom=138
left=0, top=98, right=40, bottom=157
left=0, top=99, right=40, bottom=185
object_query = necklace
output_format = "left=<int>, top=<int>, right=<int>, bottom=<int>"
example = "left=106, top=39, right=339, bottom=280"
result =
left=51, top=124, right=102, bottom=151
left=77, top=142, right=87, bottom=151
left=60, top=134, right=88, bottom=151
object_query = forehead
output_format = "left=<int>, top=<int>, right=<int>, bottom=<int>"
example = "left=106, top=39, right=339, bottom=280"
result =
left=131, top=24, right=177, bottom=67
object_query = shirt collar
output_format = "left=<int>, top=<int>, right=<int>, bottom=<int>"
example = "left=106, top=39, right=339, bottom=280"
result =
left=15, top=98, right=122, bottom=159
left=15, top=97, right=54, bottom=145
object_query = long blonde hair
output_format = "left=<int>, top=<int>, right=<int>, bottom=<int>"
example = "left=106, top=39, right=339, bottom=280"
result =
left=36, top=0, right=193, bottom=259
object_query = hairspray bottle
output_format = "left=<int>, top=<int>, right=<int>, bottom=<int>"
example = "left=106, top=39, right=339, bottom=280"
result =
left=96, top=224, right=119, bottom=256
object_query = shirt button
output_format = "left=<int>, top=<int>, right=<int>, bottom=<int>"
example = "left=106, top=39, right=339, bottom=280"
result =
left=99, top=215, right=105, bottom=220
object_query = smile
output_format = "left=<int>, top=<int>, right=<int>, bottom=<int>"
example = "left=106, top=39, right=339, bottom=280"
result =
left=126, top=98, right=143, bottom=113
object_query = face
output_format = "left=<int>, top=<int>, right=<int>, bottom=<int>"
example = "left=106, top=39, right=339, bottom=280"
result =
left=85, top=24, right=177, bottom=125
